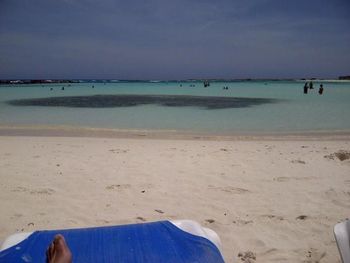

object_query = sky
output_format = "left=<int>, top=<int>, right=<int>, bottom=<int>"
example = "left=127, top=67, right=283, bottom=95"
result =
left=1, top=0, right=349, bottom=80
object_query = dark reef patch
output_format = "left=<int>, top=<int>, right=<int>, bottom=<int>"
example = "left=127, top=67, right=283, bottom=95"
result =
left=8, top=94, right=280, bottom=110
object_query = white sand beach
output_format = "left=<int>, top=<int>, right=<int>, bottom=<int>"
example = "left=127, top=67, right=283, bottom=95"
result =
left=0, top=132, right=349, bottom=262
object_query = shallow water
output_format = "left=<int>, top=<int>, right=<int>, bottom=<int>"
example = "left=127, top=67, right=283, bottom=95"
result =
left=0, top=81, right=349, bottom=133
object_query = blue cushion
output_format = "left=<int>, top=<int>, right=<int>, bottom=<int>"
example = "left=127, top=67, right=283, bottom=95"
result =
left=0, top=221, right=225, bottom=262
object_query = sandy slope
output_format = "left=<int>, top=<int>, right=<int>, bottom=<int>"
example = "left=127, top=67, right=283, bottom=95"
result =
left=0, top=135, right=349, bottom=262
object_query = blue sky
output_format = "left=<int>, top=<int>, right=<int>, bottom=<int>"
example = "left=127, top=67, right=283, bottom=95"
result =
left=1, top=0, right=349, bottom=79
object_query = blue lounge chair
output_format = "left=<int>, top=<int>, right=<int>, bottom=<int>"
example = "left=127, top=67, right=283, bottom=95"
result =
left=0, top=220, right=225, bottom=262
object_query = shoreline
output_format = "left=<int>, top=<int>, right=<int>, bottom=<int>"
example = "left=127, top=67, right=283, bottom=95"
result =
left=1, top=79, right=350, bottom=85
left=1, top=125, right=350, bottom=141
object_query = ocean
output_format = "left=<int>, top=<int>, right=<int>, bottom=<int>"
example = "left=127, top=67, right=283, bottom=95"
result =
left=0, top=80, right=349, bottom=134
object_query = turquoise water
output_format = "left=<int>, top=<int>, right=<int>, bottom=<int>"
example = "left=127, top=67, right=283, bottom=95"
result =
left=0, top=81, right=349, bottom=134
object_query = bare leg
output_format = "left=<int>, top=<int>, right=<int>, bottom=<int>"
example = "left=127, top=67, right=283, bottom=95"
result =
left=46, top=234, right=72, bottom=263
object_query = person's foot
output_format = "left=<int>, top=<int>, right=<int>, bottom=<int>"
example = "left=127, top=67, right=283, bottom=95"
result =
left=46, top=234, right=72, bottom=263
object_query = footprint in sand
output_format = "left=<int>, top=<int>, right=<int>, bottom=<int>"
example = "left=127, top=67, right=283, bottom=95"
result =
left=136, top=216, right=146, bottom=222
left=11, top=186, right=28, bottom=192
left=220, top=148, right=229, bottom=152
left=232, top=219, right=253, bottom=225
left=261, top=214, right=284, bottom=221
left=97, top=219, right=111, bottom=224
left=12, top=187, right=55, bottom=195
left=30, top=188, right=55, bottom=195
left=106, top=184, right=131, bottom=190
left=291, top=159, right=306, bottom=164
left=109, top=149, right=129, bottom=154
left=296, top=215, right=308, bottom=220
left=238, top=251, right=256, bottom=262
left=208, top=185, right=250, bottom=194
left=303, top=248, right=326, bottom=263
left=324, top=150, right=350, bottom=161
